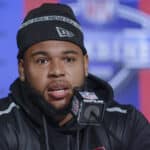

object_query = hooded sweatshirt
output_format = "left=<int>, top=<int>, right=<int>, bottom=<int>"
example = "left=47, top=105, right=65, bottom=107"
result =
left=0, top=74, right=150, bottom=150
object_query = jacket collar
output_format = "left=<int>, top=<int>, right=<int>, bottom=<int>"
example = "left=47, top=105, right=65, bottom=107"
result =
left=9, top=74, right=114, bottom=130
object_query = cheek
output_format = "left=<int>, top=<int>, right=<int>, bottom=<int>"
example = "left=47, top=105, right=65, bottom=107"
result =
left=67, top=64, right=86, bottom=87
left=24, top=66, right=48, bottom=91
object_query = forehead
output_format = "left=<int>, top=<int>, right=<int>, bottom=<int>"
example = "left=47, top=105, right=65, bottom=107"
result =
left=25, top=40, right=83, bottom=56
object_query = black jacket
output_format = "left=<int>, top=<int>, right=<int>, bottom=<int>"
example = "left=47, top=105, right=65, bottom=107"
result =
left=0, top=74, right=150, bottom=150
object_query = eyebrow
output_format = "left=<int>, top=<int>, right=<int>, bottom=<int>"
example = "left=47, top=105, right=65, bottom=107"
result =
left=31, top=49, right=80, bottom=57
left=62, top=50, right=79, bottom=55
left=31, top=51, right=48, bottom=57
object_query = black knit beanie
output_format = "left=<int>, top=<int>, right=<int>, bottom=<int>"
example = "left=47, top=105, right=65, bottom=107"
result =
left=17, top=3, right=87, bottom=59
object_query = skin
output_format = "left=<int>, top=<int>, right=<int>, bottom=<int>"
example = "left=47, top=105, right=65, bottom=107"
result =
left=19, top=40, right=88, bottom=111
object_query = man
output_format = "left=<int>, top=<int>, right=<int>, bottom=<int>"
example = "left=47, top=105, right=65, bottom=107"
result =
left=0, top=3, right=150, bottom=150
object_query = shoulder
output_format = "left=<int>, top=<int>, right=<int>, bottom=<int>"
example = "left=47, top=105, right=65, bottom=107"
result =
left=106, top=100, right=149, bottom=125
left=105, top=101, right=135, bottom=118
left=105, top=100, right=150, bottom=134
left=0, top=97, right=19, bottom=117
left=104, top=102, right=133, bottom=134
left=0, top=96, right=20, bottom=127
left=0, top=97, right=20, bottom=149
left=104, top=101, right=150, bottom=148
left=111, top=101, right=149, bottom=125
left=118, top=104, right=150, bottom=149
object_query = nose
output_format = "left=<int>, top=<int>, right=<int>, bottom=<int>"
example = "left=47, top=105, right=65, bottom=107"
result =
left=48, top=59, right=65, bottom=78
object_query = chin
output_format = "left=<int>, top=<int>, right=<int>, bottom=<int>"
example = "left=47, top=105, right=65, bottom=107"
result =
left=49, top=100, right=69, bottom=110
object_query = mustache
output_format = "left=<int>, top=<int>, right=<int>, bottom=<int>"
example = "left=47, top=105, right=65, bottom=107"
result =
left=47, top=80, right=72, bottom=90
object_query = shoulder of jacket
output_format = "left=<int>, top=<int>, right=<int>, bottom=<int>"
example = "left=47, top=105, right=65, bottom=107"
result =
left=106, top=100, right=135, bottom=115
left=103, top=101, right=150, bottom=148
left=0, top=97, right=19, bottom=119
left=0, top=97, right=21, bottom=149
left=105, top=100, right=150, bottom=131
left=104, top=101, right=144, bottom=127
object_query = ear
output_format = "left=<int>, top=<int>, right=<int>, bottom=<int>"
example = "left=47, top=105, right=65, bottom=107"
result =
left=83, top=54, right=89, bottom=77
left=18, top=59, right=25, bottom=81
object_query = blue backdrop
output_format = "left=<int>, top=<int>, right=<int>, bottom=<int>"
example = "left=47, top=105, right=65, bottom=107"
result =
left=0, top=0, right=150, bottom=120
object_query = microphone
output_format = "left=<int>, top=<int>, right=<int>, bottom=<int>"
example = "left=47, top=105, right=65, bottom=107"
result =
left=71, top=89, right=106, bottom=126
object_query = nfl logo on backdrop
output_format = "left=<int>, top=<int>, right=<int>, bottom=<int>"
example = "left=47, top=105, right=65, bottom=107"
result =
left=80, top=0, right=117, bottom=24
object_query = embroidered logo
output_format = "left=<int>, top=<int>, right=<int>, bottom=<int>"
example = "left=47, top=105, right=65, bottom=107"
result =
left=93, top=146, right=105, bottom=150
left=56, top=26, right=74, bottom=38
left=79, top=91, right=99, bottom=100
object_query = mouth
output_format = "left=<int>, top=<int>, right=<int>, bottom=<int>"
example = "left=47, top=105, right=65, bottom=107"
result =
left=48, top=88, right=70, bottom=100
left=47, top=81, right=72, bottom=100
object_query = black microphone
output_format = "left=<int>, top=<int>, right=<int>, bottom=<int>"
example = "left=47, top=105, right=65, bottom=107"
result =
left=71, top=89, right=106, bottom=126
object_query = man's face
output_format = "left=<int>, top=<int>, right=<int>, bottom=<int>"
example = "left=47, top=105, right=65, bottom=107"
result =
left=19, top=40, right=88, bottom=110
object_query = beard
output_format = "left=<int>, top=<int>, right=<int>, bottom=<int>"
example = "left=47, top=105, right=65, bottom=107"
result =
left=22, top=80, right=73, bottom=122
left=21, top=78, right=86, bottom=124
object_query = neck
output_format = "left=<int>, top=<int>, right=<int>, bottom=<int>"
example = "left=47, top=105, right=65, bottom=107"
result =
left=59, top=113, right=73, bottom=126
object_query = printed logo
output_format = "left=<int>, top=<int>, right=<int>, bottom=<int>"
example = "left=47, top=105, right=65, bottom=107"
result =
left=56, top=26, right=74, bottom=38
left=80, top=0, right=117, bottom=24
left=93, top=146, right=105, bottom=150
left=79, top=91, right=98, bottom=100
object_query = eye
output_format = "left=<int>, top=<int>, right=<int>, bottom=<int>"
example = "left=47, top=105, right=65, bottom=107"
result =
left=63, top=56, right=76, bottom=63
left=36, top=58, right=48, bottom=64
